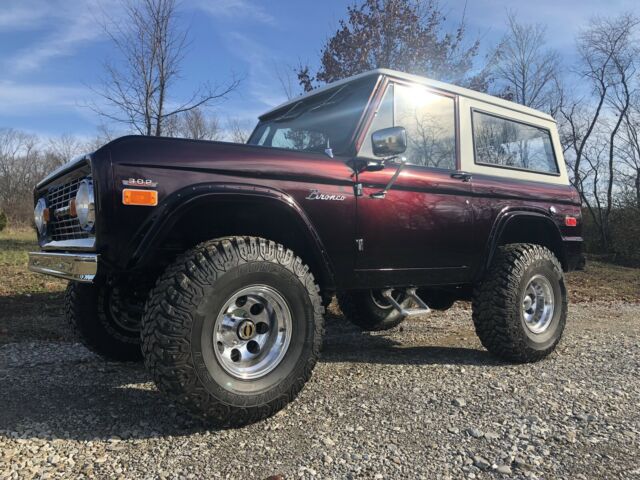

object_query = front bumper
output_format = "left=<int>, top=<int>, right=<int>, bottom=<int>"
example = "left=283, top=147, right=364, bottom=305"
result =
left=28, top=252, right=98, bottom=283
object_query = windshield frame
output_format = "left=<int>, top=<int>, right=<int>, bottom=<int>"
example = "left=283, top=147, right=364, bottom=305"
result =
left=248, top=74, right=384, bottom=158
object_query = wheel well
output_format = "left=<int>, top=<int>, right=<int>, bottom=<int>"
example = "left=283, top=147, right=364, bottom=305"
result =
left=495, top=215, right=566, bottom=270
left=142, top=197, right=334, bottom=289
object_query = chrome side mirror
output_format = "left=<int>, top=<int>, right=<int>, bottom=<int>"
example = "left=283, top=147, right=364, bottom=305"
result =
left=371, top=127, right=407, bottom=157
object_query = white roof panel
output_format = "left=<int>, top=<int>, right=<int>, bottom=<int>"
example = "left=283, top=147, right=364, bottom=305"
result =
left=260, top=68, right=555, bottom=123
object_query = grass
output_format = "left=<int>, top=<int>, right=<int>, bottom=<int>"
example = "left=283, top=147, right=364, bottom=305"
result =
left=0, top=228, right=66, bottom=297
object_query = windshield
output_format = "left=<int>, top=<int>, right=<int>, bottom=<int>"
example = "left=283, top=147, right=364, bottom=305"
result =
left=248, top=76, right=377, bottom=156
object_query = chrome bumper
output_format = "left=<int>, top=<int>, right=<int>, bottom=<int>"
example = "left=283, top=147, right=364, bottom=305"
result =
left=28, top=252, right=98, bottom=282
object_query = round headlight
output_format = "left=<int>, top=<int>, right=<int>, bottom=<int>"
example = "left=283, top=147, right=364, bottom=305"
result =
left=75, top=179, right=95, bottom=231
left=34, top=198, right=47, bottom=234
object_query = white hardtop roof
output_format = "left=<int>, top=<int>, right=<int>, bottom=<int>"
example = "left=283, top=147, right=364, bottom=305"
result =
left=260, top=68, right=555, bottom=123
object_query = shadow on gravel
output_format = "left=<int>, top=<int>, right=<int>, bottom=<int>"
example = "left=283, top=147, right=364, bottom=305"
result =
left=0, top=360, right=212, bottom=441
left=321, top=312, right=502, bottom=367
left=0, top=291, right=66, bottom=344
left=0, top=309, right=498, bottom=441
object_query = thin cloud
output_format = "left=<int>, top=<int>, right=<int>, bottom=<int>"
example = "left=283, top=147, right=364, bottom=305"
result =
left=0, top=3, right=49, bottom=30
left=192, top=0, right=275, bottom=25
left=224, top=32, right=291, bottom=109
left=0, top=80, right=89, bottom=116
left=3, top=0, right=121, bottom=74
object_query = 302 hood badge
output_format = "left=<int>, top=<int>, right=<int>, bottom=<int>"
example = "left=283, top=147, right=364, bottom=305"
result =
left=122, top=178, right=158, bottom=188
left=305, top=189, right=346, bottom=201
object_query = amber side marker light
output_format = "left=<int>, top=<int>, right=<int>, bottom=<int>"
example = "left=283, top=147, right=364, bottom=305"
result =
left=565, top=216, right=578, bottom=227
left=122, top=188, right=158, bottom=206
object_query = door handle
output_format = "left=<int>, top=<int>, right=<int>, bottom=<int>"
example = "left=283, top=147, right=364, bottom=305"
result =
left=451, top=171, right=472, bottom=182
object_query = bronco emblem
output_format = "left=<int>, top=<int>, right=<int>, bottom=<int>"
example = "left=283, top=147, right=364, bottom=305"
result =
left=305, top=189, right=346, bottom=201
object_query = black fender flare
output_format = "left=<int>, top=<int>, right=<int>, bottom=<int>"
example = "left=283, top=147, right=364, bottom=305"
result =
left=478, top=207, right=565, bottom=279
left=123, top=182, right=336, bottom=287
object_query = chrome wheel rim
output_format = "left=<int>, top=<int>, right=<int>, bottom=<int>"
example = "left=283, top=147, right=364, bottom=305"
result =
left=522, top=274, right=555, bottom=334
left=213, top=285, right=292, bottom=380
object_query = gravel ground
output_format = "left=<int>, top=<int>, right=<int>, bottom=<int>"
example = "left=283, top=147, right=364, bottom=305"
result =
left=1, top=300, right=639, bottom=479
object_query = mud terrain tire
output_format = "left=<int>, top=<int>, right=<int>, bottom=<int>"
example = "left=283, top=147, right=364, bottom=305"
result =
left=472, top=243, right=567, bottom=363
left=65, top=282, right=143, bottom=361
left=141, top=236, right=324, bottom=427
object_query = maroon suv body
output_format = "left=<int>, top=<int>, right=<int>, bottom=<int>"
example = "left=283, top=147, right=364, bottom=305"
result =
left=28, top=69, right=583, bottom=426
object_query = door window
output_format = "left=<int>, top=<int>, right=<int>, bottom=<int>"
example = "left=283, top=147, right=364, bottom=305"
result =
left=395, top=84, right=456, bottom=169
left=361, top=83, right=457, bottom=170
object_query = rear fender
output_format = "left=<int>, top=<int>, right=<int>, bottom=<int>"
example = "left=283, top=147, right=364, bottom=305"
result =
left=478, top=208, right=566, bottom=279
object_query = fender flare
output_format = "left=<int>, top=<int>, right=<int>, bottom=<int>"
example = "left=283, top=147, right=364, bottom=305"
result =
left=123, top=182, right=336, bottom=287
left=478, top=207, right=565, bottom=278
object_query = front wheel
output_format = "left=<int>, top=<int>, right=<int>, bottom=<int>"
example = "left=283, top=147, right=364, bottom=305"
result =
left=65, top=281, right=143, bottom=361
left=141, top=237, right=324, bottom=427
left=472, top=243, right=567, bottom=363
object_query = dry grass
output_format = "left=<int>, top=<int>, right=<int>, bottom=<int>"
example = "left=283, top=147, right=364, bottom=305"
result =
left=0, top=228, right=66, bottom=297
left=567, top=260, right=640, bottom=304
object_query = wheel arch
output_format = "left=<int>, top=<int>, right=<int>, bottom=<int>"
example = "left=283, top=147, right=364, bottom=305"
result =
left=126, top=183, right=336, bottom=290
left=479, top=209, right=567, bottom=278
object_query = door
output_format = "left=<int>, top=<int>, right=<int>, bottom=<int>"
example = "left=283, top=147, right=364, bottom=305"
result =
left=354, top=81, right=474, bottom=287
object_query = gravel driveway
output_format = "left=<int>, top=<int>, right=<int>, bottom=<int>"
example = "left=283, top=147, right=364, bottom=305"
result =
left=1, top=301, right=639, bottom=479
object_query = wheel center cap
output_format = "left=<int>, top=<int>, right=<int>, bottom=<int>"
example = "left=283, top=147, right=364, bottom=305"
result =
left=237, top=320, right=257, bottom=340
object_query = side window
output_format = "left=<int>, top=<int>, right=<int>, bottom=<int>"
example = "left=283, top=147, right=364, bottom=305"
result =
left=395, top=84, right=457, bottom=169
left=472, top=111, right=558, bottom=174
left=271, top=128, right=327, bottom=152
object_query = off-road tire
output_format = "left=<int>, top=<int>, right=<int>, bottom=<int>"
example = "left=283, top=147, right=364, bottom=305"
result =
left=337, top=290, right=411, bottom=331
left=472, top=243, right=567, bottom=363
left=141, top=236, right=324, bottom=427
left=65, top=282, right=143, bottom=361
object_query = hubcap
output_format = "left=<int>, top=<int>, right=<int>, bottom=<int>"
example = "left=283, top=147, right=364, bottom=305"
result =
left=213, top=285, right=292, bottom=380
left=522, top=274, right=555, bottom=334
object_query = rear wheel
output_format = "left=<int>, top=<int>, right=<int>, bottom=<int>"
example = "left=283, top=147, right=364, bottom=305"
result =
left=472, top=243, right=567, bottom=363
left=337, top=289, right=411, bottom=331
left=141, top=236, right=324, bottom=427
left=65, top=281, right=143, bottom=361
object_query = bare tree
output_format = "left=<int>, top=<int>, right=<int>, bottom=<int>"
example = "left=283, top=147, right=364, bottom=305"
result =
left=93, top=0, right=239, bottom=136
left=47, top=134, right=86, bottom=168
left=164, top=108, right=222, bottom=140
left=273, top=62, right=298, bottom=100
left=0, top=129, right=44, bottom=222
left=227, top=118, right=252, bottom=144
left=561, top=13, right=639, bottom=249
left=490, top=12, right=562, bottom=114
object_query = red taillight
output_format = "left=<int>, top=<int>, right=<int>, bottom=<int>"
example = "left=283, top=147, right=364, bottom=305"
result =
left=565, top=216, right=577, bottom=227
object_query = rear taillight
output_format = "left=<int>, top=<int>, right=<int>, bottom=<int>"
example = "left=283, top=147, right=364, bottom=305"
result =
left=565, top=216, right=577, bottom=227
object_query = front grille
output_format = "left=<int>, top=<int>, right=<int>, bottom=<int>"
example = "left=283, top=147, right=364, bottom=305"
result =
left=46, top=175, right=92, bottom=241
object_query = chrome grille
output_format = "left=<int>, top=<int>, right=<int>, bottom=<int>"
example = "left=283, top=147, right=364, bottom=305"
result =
left=46, top=175, right=92, bottom=241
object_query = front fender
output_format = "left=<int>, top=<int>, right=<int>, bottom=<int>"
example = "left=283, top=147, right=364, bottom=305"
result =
left=122, top=182, right=335, bottom=286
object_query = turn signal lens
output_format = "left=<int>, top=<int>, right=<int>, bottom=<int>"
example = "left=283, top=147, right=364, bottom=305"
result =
left=565, top=216, right=577, bottom=227
left=122, top=188, right=158, bottom=206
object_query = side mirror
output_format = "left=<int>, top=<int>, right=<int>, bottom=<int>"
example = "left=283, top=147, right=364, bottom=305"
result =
left=371, top=127, right=407, bottom=157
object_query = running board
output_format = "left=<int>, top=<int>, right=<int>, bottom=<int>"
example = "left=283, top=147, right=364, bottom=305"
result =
left=381, top=288, right=431, bottom=318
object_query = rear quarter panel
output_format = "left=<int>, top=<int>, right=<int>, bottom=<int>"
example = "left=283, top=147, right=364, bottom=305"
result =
left=457, top=97, right=582, bottom=275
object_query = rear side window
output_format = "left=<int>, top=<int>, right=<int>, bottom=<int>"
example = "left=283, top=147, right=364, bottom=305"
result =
left=472, top=110, right=558, bottom=174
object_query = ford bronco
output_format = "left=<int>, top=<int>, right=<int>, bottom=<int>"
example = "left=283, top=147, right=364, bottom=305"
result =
left=28, top=69, right=584, bottom=426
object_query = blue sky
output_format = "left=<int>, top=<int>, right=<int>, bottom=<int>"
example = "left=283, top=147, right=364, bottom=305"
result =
left=0, top=0, right=637, bottom=141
